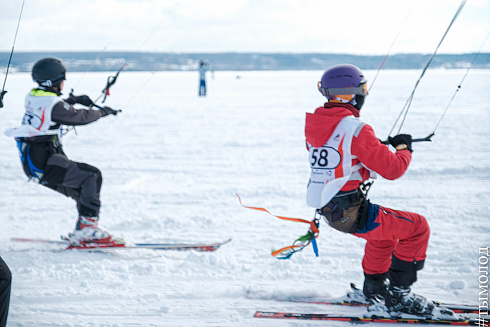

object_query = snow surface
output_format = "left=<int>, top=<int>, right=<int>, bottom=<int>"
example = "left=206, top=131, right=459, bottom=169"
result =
left=0, top=69, right=489, bottom=326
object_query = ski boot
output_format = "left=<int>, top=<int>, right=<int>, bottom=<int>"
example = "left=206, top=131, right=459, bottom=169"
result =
left=342, top=283, right=379, bottom=305
left=384, top=285, right=459, bottom=320
left=385, top=285, right=434, bottom=316
left=363, top=273, right=389, bottom=302
left=66, top=216, right=125, bottom=248
left=365, top=286, right=434, bottom=319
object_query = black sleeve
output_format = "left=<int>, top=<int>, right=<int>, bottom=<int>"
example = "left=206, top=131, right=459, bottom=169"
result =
left=0, top=256, right=11, bottom=327
left=51, top=101, right=104, bottom=126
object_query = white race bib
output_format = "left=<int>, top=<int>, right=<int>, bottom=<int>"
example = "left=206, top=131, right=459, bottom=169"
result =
left=306, top=116, right=364, bottom=208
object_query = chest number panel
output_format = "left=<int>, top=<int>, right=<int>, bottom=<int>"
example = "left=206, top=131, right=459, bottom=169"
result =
left=22, top=112, right=43, bottom=129
left=309, top=147, right=341, bottom=169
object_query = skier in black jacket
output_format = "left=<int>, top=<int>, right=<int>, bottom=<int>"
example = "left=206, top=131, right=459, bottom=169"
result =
left=0, top=257, right=11, bottom=327
left=6, top=57, right=123, bottom=247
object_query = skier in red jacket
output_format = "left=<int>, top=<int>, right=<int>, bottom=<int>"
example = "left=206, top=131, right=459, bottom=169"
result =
left=305, top=64, right=433, bottom=315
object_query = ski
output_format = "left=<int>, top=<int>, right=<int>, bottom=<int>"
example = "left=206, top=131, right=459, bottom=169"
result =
left=11, top=237, right=232, bottom=252
left=246, top=286, right=480, bottom=315
left=249, top=294, right=480, bottom=315
left=254, top=311, right=483, bottom=325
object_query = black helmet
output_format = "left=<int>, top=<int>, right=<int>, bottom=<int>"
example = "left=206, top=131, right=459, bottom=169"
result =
left=32, top=57, right=66, bottom=87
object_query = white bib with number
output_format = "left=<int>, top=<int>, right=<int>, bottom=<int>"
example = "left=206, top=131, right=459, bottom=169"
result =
left=4, top=90, right=62, bottom=138
left=306, top=116, right=364, bottom=209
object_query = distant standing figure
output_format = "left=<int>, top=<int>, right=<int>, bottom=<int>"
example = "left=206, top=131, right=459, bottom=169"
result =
left=198, top=61, right=208, bottom=96
left=0, top=256, right=11, bottom=327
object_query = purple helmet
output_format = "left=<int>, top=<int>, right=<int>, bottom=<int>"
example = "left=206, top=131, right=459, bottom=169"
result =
left=318, top=64, right=368, bottom=109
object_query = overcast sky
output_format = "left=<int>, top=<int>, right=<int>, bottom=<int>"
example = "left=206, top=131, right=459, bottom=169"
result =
left=1, top=0, right=489, bottom=55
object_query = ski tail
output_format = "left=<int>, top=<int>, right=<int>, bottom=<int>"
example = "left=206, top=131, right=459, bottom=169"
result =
left=10, top=237, right=66, bottom=244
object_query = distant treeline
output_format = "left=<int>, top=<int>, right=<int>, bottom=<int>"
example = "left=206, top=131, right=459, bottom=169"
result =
left=1, top=52, right=489, bottom=72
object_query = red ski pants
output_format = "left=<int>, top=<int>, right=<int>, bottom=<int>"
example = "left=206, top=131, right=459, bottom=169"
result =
left=355, top=205, right=430, bottom=275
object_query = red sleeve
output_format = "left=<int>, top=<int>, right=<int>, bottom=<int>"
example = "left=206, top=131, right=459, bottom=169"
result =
left=351, top=124, right=411, bottom=180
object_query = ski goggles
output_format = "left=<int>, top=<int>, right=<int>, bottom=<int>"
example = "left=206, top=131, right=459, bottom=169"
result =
left=38, top=72, right=66, bottom=87
left=317, top=81, right=368, bottom=97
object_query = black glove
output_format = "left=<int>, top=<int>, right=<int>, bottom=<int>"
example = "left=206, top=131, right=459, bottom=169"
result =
left=99, top=106, right=119, bottom=116
left=388, top=134, right=413, bottom=152
left=75, top=95, right=94, bottom=106
left=66, top=94, right=94, bottom=107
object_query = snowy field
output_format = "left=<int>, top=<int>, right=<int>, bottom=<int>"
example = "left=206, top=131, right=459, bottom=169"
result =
left=0, top=68, right=489, bottom=326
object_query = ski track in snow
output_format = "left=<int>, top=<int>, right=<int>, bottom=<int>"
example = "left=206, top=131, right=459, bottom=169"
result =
left=1, top=70, right=489, bottom=326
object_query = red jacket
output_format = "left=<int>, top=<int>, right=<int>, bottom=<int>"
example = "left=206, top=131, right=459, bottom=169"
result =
left=305, top=103, right=411, bottom=191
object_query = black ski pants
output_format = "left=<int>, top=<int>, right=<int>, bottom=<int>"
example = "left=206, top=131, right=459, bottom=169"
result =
left=0, top=257, right=11, bottom=327
left=41, top=153, right=102, bottom=218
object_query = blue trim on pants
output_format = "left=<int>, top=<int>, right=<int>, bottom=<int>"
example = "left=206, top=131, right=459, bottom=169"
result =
left=356, top=203, right=381, bottom=234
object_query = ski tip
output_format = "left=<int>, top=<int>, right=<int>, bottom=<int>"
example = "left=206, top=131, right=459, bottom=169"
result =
left=195, top=238, right=232, bottom=250
left=193, top=238, right=232, bottom=252
left=215, top=238, right=233, bottom=248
